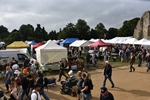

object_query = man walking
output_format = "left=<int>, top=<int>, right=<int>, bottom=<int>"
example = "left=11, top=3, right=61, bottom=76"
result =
left=81, top=73, right=91, bottom=100
left=19, top=74, right=29, bottom=100
left=102, top=61, right=114, bottom=88
left=36, top=71, right=50, bottom=100
left=77, top=71, right=83, bottom=100
left=129, top=52, right=135, bottom=72
left=31, top=83, right=42, bottom=100
left=57, top=60, right=68, bottom=82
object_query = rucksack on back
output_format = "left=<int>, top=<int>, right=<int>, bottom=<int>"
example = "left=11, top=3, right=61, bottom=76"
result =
left=88, top=79, right=93, bottom=90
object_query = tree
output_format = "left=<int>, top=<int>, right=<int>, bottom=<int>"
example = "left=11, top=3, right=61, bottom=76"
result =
left=75, top=19, right=90, bottom=39
left=95, top=23, right=108, bottom=39
left=89, top=29, right=99, bottom=39
left=118, top=18, right=140, bottom=36
left=19, top=24, right=34, bottom=40
left=107, top=28, right=118, bottom=39
left=39, top=27, right=48, bottom=41
left=34, top=24, right=42, bottom=39
left=64, top=23, right=77, bottom=38
left=6, top=31, right=23, bottom=44
left=48, top=30, right=58, bottom=40
left=0, top=25, right=10, bottom=40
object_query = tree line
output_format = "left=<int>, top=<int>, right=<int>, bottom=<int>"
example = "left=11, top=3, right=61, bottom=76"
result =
left=0, top=18, right=140, bottom=45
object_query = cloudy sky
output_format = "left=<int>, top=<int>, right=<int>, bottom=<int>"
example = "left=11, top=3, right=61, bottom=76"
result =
left=0, top=0, right=150, bottom=32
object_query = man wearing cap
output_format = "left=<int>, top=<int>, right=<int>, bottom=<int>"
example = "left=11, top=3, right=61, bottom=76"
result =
left=100, top=87, right=114, bottom=100
left=31, top=83, right=41, bottom=100
left=102, top=61, right=114, bottom=88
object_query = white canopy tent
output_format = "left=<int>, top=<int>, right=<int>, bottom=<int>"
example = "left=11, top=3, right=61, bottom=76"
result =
left=142, top=41, right=150, bottom=45
left=89, top=38, right=99, bottom=42
left=69, top=40, right=87, bottom=47
left=123, top=38, right=138, bottom=44
left=35, top=40, right=67, bottom=64
left=69, top=40, right=92, bottom=47
left=107, top=37, right=131, bottom=44
left=134, top=38, right=150, bottom=45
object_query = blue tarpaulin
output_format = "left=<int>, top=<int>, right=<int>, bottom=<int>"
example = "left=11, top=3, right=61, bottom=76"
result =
left=60, top=38, right=79, bottom=47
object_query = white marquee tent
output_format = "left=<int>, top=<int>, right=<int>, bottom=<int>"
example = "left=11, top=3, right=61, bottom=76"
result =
left=142, top=41, right=150, bottom=45
left=35, top=40, right=67, bottom=64
left=123, top=38, right=138, bottom=44
left=134, top=38, right=150, bottom=45
left=69, top=40, right=92, bottom=47
left=107, top=37, right=131, bottom=44
left=89, top=38, right=99, bottom=42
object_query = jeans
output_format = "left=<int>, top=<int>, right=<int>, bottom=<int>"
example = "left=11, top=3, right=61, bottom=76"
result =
left=40, top=89, right=50, bottom=100
left=138, top=59, right=142, bottom=67
left=146, top=62, right=150, bottom=71
left=19, top=89, right=28, bottom=100
left=82, top=92, right=91, bottom=100
left=102, top=76, right=114, bottom=87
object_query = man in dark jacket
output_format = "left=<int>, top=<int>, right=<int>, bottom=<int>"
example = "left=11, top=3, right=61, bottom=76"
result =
left=19, top=74, right=29, bottom=100
left=57, top=61, right=68, bottom=82
left=129, top=52, right=135, bottom=72
left=100, top=87, right=114, bottom=100
left=102, top=61, right=114, bottom=88
left=36, top=71, right=50, bottom=100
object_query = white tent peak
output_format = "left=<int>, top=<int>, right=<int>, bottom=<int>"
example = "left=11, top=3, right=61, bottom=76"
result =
left=36, top=40, right=66, bottom=51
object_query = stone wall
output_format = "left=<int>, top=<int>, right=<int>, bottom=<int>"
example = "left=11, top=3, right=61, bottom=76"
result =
left=133, top=11, right=150, bottom=39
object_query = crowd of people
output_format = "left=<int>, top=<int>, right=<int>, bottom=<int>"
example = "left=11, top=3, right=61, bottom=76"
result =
left=3, top=57, right=50, bottom=100
left=3, top=44, right=150, bottom=100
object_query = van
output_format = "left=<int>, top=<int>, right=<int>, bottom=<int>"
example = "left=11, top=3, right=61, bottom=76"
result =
left=0, top=50, right=29, bottom=66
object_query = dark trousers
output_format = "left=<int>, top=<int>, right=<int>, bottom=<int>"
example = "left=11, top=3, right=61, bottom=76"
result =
left=58, top=70, right=68, bottom=81
left=5, top=84, right=9, bottom=91
left=102, top=76, right=114, bottom=87
left=130, top=63, right=135, bottom=71
left=19, top=89, right=28, bottom=100
left=138, top=59, right=142, bottom=67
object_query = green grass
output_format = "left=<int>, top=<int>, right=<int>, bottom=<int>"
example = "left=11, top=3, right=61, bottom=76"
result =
left=43, top=55, right=144, bottom=76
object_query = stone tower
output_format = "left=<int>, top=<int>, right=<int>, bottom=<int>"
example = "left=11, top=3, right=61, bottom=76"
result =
left=133, top=11, right=150, bottom=39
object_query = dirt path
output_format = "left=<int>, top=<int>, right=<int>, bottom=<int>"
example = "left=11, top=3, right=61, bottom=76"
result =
left=1, top=65, right=150, bottom=100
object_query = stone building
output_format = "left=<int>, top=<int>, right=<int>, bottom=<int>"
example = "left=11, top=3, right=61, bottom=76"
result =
left=133, top=11, right=150, bottom=39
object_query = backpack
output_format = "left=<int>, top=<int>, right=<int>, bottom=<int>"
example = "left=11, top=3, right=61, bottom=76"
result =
left=88, top=79, right=93, bottom=90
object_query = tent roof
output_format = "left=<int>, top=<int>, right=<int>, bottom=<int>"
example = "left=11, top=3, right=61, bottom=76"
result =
left=143, top=41, right=150, bottom=45
left=69, top=40, right=87, bottom=47
left=107, top=37, right=132, bottom=44
left=60, top=38, right=79, bottom=45
left=32, top=42, right=43, bottom=49
left=89, top=38, right=99, bottom=42
left=134, top=38, right=150, bottom=45
left=89, top=39, right=112, bottom=47
left=7, top=41, right=29, bottom=49
left=25, top=41, right=37, bottom=45
left=35, top=40, right=67, bottom=51
left=123, top=38, right=138, bottom=44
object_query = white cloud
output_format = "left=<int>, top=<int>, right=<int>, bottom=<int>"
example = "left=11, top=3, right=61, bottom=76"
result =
left=0, top=0, right=150, bottom=32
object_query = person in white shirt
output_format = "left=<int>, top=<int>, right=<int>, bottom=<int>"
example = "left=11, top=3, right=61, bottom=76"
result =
left=12, top=64, right=19, bottom=71
left=31, top=83, right=41, bottom=100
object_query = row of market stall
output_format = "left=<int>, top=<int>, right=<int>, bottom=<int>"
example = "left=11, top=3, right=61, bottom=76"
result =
left=3, top=36, right=150, bottom=71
